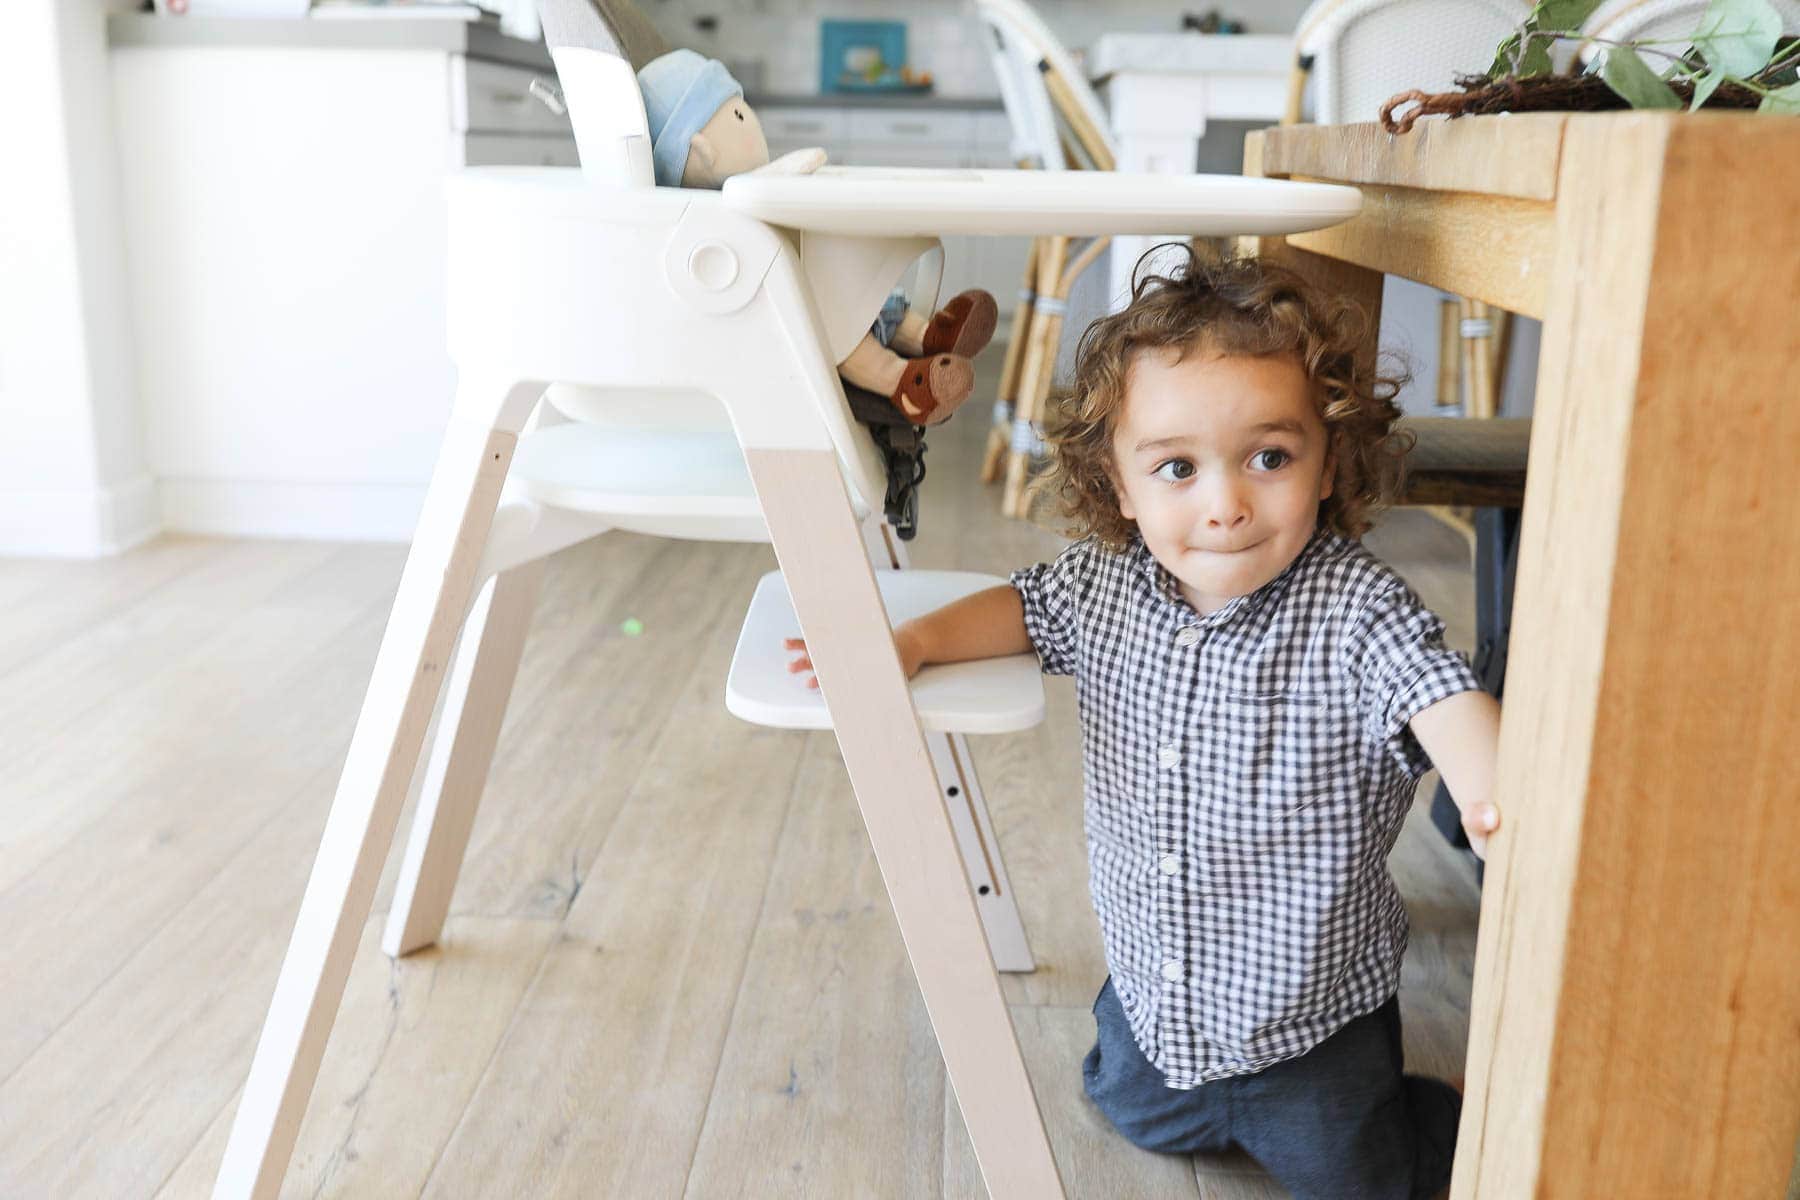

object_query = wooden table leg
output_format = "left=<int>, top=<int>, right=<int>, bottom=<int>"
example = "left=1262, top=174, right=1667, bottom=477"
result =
left=747, top=446, right=1064, bottom=1199
left=1455, top=115, right=1800, bottom=1199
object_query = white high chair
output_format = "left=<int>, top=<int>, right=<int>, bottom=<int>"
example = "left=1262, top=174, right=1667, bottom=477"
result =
left=211, top=4, right=1362, bottom=1194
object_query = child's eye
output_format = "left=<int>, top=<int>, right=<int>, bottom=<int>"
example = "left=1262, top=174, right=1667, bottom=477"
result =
left=735, top=108, right=746, bottom=121
left=1152, top=458, right=1196, bottom=483
left=1250, top=448, right=1291, bottom=472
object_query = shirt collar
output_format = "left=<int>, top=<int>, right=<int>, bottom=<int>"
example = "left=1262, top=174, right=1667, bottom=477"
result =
left=1131, top=526, right=1333, bottom=626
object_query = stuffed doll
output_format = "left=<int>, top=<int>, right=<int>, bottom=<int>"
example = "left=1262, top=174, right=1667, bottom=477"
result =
left=637, top=49, right=997, bottom=427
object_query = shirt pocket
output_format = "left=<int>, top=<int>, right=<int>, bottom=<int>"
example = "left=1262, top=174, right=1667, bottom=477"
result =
left=1206, top=690, right=1363, bottom=817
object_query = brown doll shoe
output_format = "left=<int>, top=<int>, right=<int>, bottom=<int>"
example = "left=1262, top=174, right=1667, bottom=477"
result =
left=921, top=289, right=999, bottom=358
left=890, top=354, right=975, bottom=426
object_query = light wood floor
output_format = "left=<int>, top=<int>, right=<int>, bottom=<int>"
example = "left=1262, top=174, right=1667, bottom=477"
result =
left=0, top=393, right=1488, bottom=1198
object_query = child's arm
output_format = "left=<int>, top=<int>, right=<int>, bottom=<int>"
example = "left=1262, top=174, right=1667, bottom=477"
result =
left=786, top=585, right=1032, bottom=686
left=1408, top=690, right=1504, bottom=858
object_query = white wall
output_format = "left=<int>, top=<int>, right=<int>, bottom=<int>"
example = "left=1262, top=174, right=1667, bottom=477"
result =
left=0, top=0, right=155, bottom=557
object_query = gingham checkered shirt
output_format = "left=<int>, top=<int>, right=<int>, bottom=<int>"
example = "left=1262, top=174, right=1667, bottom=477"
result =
left=1011, top=528, right=1483, bottom=1087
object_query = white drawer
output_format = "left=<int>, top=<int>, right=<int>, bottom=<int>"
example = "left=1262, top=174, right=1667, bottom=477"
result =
left=757, top=108, right=849, bottom=144
left=453, top=58, right=571, bottom=137
left=460, top=132, right=581, bottom=168
left=848, top=109, right=975, bottom=145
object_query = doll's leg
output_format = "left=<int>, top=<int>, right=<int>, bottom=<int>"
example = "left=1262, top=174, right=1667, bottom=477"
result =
left=890, top=290, right=999, bottom=359
left=840, top=332, right=975, bottom=426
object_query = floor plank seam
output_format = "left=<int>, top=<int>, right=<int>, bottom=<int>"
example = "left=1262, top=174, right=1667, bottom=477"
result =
left=675, top=737, right=812, bottom=1200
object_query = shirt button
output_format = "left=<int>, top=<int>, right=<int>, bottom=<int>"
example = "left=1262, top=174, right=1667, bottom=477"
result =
left=1157, top=744, right=1181, bottom=769
left=1160, top=959, right=1185, bottom=982
left=1175, top=627, right=1200, bottom=648
left=1158, top=854, right=1180, bottom=875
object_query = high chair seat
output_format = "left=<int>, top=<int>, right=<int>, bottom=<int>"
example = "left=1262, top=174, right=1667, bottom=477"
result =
left=728, top=569, right=1045, bottom=734
left=509, top=422, right=775, bottom=542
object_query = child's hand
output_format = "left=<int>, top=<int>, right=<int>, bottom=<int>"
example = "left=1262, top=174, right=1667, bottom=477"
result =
left=784, top=625, right=926, bottom=690
left=783, top=638, right=821, bottom=690
left=1463, top=802, right=1501, bottom=859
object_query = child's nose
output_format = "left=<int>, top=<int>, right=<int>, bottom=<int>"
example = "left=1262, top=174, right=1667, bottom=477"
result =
left=1200, top=477, right=1251, bottom=530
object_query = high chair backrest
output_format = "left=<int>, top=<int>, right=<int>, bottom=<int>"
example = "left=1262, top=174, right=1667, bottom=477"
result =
left=505, top=0, right=893, bottom=524
left=1294, top=0, right=1532, bottom=123
left=971, top=0, right=1119, bottom=171
left=539, top=0, right=669, bottom=69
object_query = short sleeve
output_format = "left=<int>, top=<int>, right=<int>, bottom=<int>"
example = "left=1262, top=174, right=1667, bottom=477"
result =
left=1008, top=540, right=1090, bottom=677
left=1347, top=582, right=1485, bottom=776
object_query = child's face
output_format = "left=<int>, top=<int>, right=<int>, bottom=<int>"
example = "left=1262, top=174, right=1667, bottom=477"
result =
left=1110, top=347, right=1333, bottom=616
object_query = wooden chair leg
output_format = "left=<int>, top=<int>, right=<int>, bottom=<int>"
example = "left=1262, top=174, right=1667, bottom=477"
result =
left=750, top=446, right=1064, bottom=1199
left=982, top=240, right=1041, bottom=486
left=1459, top=296, right=1498, bottom=420
left=382, top=559, right=547, bottom=959
left=1437, top=296, right=1462, bottom=411
left=214, top=380, right=542, bottom=1200
left=1002, top=236, right=1070, bottom=519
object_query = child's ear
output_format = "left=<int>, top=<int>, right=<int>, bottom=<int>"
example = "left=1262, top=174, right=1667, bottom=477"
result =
left=1318, top=451, right=1335, bottom=501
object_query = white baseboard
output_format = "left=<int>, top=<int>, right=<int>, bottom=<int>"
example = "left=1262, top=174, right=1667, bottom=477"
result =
left=0, top=473, right=161, bottom=558
left=158, top=478, right=429, bottom=543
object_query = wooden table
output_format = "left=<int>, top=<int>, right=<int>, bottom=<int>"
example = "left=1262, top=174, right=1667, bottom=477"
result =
left=1245, top=111, right=1799, bottom=1198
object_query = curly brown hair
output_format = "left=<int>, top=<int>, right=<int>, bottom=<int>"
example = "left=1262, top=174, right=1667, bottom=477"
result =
left=1043, top=246, right=1411, bottom=549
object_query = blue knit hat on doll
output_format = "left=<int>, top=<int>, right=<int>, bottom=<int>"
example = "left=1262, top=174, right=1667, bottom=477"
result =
left=636, top=49, right=746, bottom=188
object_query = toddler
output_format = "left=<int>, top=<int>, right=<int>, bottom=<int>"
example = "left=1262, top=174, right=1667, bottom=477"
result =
left=791, top=249, right=1502, bottom=1199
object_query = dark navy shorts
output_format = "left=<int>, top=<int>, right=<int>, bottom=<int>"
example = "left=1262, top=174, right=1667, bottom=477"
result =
left=1083, top=978, right=1459, bottom=1200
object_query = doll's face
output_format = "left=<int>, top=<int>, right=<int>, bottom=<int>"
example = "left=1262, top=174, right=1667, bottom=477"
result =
left=683, top=99, right=770, bottom=188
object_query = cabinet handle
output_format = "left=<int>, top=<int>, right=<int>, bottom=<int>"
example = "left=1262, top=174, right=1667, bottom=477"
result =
left=784, top=121, right=825, bottom=133
left=891, top=121, right=931, bottom=135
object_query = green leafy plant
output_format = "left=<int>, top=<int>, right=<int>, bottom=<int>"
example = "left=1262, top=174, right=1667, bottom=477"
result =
left=1490, top=0, right=1800, bottom=112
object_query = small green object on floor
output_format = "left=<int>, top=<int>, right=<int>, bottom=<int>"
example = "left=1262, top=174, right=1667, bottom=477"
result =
left=620, top=617, right=644, bottom=637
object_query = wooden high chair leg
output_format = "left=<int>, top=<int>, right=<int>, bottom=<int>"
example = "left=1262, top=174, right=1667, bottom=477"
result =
left=214, top=379, right=544, bottom=1200
left=865, top=515, right=1035, bottom=974
left=749, top=445, right=1063, bottom=1198
left=981, top=239, right=1041, bottom=486
left=926, top=732, right=1033, bottom=972
left=382, top=560, right=546, bottom=958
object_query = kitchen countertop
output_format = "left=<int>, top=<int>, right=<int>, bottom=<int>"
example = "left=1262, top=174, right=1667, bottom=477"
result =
left=107, top=12, right=552, bottom=70
left=746, top=92, right=1004, bottom=111
left=1088, top=32, right=1293, bottom=81
left=109, top=18, right=1009, bottom=109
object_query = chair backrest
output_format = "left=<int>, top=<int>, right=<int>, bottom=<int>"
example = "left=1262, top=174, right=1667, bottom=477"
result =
left=1295, top=0, right=1533, bottom=123
left=971, top=0, right=1120, bottom=170
left=979, top=8, right=1061, bottom=167
left=1575, top=0, right=1800, bottom=64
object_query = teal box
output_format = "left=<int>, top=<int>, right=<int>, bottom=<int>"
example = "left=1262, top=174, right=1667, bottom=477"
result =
left=819, top=20, right=909, bottom=93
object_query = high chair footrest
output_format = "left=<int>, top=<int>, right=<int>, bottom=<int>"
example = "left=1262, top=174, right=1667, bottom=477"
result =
left=727, top=569, right=1046, bottom=734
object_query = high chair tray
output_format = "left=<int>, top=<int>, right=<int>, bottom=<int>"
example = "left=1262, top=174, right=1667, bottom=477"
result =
left=727, top=568, right=1045, bottom=734
left=722, top=166, right=1362, bottom=237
